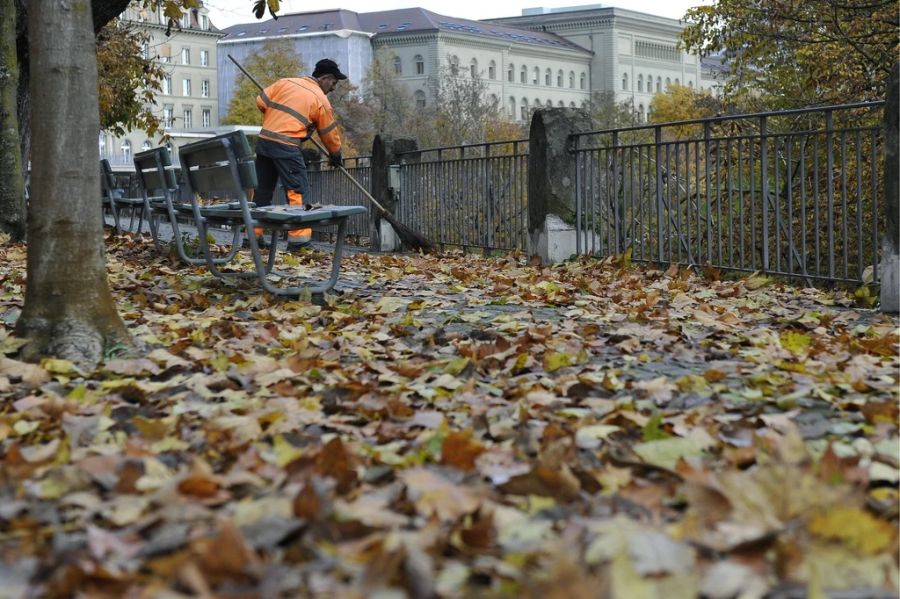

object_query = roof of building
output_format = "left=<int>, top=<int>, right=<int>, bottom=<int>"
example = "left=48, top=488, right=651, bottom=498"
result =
left=219, top=7, right=590, bottom=54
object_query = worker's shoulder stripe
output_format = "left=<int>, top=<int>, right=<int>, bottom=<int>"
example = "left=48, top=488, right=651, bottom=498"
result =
left=259, top=88, right=312, bottom=128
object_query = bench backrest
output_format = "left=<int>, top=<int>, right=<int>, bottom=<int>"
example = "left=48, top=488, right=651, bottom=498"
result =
left=99, top=159, right=117, bottom=199
left=178, top=131, right=257, bottom=198
left=133, top=146, right=178, bottom=195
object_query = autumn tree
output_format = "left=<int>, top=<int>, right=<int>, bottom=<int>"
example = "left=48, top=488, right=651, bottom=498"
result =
left=420, top=59, right=502, bottom=147
left=649, top=83, right=719, bottom=138
left=680, top=0, right=898, bottom=110
left=222, top=39, right=304, bottom=126
left=96, top=19, right=166, bottom=136
left=589, top=91, right=636, bottom=130
left=360, top=48, right=415, bottom=144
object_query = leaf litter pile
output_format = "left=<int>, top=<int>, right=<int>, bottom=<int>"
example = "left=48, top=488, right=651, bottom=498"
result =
left=0, top=235, right=897, bottom=599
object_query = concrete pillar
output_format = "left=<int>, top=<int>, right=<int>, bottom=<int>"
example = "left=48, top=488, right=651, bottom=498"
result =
left=526, top=107, right=592, bottom=264
left=371, top=135, right=417, bottom=252
left=881, top=62, right=899, bottom=313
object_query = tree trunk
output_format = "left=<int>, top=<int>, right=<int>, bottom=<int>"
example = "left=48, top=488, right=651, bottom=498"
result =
left=15, top=0, right=132, bottom=367
left=0, top=0, right=26, bottom=241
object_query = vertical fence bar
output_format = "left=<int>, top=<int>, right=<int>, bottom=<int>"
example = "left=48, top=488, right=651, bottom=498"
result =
left=738, top=138, right=745, bottom=269
left=786, top=135, right=794, bottom=275
left=655, top=126, right=664, bottom=264
left=760, top=116, right=770, bottom=271
left=826, top=111, right=836, bottom=279
left=840, top=130, right=849, bottom=278
left=870, top=129, right=880, bottom=282
left=855, top=132, right=863, bottom=280
left=800, top=136, right=807, bottom=276
left=575, top=138, right=582, bottom=256
left=814, top=135, right=821, bottom=277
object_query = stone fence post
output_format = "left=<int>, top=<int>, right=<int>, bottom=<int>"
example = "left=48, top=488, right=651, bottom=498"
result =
left=371, top=134, right=418, bottom=252
left=881, top=61, right=898, bottom=313
left=527, top=107, right=592, bottom=264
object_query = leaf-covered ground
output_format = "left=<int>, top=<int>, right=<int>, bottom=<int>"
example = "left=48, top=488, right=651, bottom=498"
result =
left=0, top=234, right=897, bottom=598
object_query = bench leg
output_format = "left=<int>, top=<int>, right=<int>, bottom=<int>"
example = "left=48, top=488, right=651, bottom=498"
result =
left=257, top=219, right=348, bottom=297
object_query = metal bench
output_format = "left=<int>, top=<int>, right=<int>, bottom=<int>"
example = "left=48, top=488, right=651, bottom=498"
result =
left=133, top=146, right=243, bottom=266
left=100, top=159, right=144, bottom=234
left=177, top=131, right=367, bottom=297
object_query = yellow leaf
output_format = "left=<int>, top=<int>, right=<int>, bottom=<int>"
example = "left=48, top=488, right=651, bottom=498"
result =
left=781, top=331, right=811, bottom=356
left=272, top=434, right=304, bottom=467
left=41, top=358, right=78, bottom=375
left=809, top=507, right=895, bottom=555
left=543, top=351, right=572, bottom=373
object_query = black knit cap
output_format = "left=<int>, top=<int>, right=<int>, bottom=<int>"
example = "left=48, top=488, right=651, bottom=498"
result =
left=313, top=59, right=347, bottom=80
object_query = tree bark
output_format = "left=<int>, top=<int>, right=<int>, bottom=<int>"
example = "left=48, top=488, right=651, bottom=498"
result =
left=0, top=0, right=26, bottom=241
left=15, top=0, right=132, bottom=367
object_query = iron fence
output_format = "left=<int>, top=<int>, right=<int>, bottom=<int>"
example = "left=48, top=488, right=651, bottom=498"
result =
left=305, top=156, right=373, bottom=240
left=396, top=140, right=530, bottom=252
left=572, top=102, right=885, bottom=284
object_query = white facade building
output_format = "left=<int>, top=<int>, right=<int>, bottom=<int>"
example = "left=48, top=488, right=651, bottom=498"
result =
left=488, top=6, right=725, bottom=121
left=100, top=3, right=224, bottom=168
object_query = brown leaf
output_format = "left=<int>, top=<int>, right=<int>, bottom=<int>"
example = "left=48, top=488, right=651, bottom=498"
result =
left=441, top=430, right=485, bottom=471
left=315, top=437, right=358, bottom=495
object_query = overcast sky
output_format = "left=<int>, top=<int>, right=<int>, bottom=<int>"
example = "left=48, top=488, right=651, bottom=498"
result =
left=202, top=0, right=710, bottom=29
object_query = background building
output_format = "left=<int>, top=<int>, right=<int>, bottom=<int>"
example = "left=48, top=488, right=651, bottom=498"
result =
left=488, top=6, right=725, bottom=121
left=100, top=3, right=224, bottom=168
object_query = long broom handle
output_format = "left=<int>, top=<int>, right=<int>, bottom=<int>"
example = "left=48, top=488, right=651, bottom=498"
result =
left=226, top=54, right=390, bottom=216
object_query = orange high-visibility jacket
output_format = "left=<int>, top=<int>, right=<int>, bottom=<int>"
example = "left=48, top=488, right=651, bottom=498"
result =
left=256, top=76, right=342, bottom=154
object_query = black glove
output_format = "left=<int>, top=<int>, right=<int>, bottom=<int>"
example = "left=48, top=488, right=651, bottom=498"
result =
left=328, top=152, right=343, bottom=168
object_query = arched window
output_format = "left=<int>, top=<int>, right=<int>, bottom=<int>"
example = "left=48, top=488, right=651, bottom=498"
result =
left=580, top=72, right=586, bottom=89
left=568, top=71, right=575, bottom=88
left=622, top=72, right=628, bottom=91
left=414, top=55, right=424, bottom=75
left=569, top=101, right=576, bottom=108
left=638, top=74, right=643, bottom=92
left=557, top=69, right=563, bottom=87
left=665, top=77, right=671, bottom=89
left=688, top=80, right=693, bottom=88
left=508, top=63, right=514, bottom=82
left=545, top=68, right=551, bottom=86
left=656, top=76, right=661, bottom=93
left=142, top=140, right=152, bottom=151
left=520, top=97, right=528, bottom=120
left=98, top=134, right=106, bottom=157
left=509, top=96, right=516, bottom=117
left=520, top=65, right=527, bottom=84
left=675, top=78, right=680, bottom=86
left=121, top=139, right=132, bottom=162
left=638, top=104, right=645, bottom=122
left=470, top=58, right=478, bottom=78
left=557, top=100, right=564, bottom=107
left=393, top=56, right=402, bottom=75
left=449, top=55, right=459, bottom=76
left=414, top=90, right=426, bottom=108
left=533, top=67, right=539, bottom=84
left=488, top=60, right=496, bottom=80
left=545, top=99, right=552, bottom=107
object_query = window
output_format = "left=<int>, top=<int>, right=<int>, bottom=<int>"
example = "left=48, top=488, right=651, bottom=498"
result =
left=675, top=78, right=680, bottom=85
left=98, top=134, right=106, bottom=156
left=508, top=63, right=514, bottom=82
left=688, top=80, right=693, bottom=88
left=622, top=72, right=628, bottom=91
left=449, top=55, right=459, bottom=76
left=162, top=75, right=172, bottom=95
left=545, top=68, right=551, bottom=86
left=509, top=96, right=516, bottom=117
left=557, top=100, right=564, bottom=107
left=557, top=69, right=563, bottom=87
left=202, top=109, right=211, bottom=128
left=638, top=104, right=645, bottom=122
left=393, top=56, right=402, bottom=75
left=182, top=78, right=191, bottom=96
left=121, top=139, right=131, bottom=161
left=656, top=76, right=661, bottom=92
left=200, top=15, right=208, bottom=30
left=520, top=98, right=528, bottom=120
left=415, top=55, right=424, bottom=75
left=414, top=90, right=426, bottom=108
left=141, top=41, right=150, bottom=60
left=142, top=140, right=152, bottom=151
left=181, top=48, right=190, bottom=65
left=569, top=71, right=575, bottom=88
left=183, top=108, right=192, bottom=128
left=520, top=66, right=526, bottom=84
left=163, top=106, right=173, bottom=129
left=201, top=79, right=209, bottom=98
left=569, top=101, right=576, bottom=108
left=580, top=72, right=586, bottom=90
left=470, top=58, right=478, bottom=79
left=488, top=60, right=496, bottom=80
left=200, top=50, right=209, bottom=67
left=490, top=94, right=498, bottom=108
left=532, top=67, right=539, bottom=85
left=545, top=99, right=552, bottom=107
left=638, top=74, right=643, bottom=92
left=665, top=77, right=671, bottom=89
left=180, top=12, right=190, bottom=28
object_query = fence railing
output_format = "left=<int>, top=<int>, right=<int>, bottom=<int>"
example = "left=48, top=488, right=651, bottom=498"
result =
left=571, top=102, right=885, bottom=284
left=306, top=155, right=372, bottom=240
left=396, top=140, right=530, bottom=252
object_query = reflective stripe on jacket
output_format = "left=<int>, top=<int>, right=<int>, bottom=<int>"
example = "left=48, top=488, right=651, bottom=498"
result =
left=255, top=76, right=342, bottom=154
